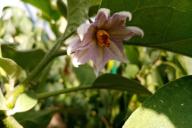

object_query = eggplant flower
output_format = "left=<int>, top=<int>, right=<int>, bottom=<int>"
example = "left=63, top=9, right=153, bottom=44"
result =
left=67, top=8, right=144, bottom=73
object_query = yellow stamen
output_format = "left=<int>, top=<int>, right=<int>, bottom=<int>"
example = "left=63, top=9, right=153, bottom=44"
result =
left=96, top=30, right=110, bottom=47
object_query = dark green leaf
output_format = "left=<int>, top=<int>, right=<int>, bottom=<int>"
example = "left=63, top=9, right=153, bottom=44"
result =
left=92, top=74, right=151, bottom=96
left=2, top=45, right=45, bottom=72
left=56, top=0, right=67, bottom=18
left=14, top=110, right=53, bottom=128
left=101, top=0, right=192, bottom=57
left=123, top=76, right=192, bottom=128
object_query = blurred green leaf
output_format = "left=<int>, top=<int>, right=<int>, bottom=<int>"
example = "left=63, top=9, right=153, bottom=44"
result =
left=125, top=46, right=139, bottom=65
left=88, top=5, right=100, bottom=17
left=65, top=0, right=101, bottom=34
left=0, top=57, right=25, bottom=79
left=123, top=64, right=139, bottom=79
left=92, top=74, right=151, bottom=96
left=73, top=64, right=96, bottom=85
left=101, top=0, right=192, bottom=57
left=123, top=76, right=192, bottom=128
left=12, top=93, right=37, bottom=113
left=3, top=116, right=23, bottom=128
left=0, top=89, right=8, bottom=111
left=2, top=45, right=45, bottom=72
left=56, top=0, right=67, bottom=18
left=14, top=110, right=53, bottom=128
left=22, top=0, right=60, bottom=20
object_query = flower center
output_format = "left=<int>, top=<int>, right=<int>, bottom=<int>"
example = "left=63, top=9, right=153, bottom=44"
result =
left=96, top=30, right=110, bottom=47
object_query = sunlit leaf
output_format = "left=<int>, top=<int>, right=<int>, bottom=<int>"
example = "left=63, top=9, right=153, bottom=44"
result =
left=123, top=76, right=192, bottom=128
left=12, top=93, right=37, bottom=113
left=2, top=45, right=45, bottom=72
left=3, top=116, right=23, bottom=128
left=101, top=0, right=192, bottom=57
left=0, top=57, right=25, bottom=79
left=0, top=89, right=8, bottom=111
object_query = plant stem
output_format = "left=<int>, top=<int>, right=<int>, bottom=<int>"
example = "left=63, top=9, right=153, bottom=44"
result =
left=37, top=86, right=91, bottom=99
left=24, top=31, right=74, bottom=85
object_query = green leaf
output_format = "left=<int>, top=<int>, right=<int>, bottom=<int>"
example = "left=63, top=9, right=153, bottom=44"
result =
left=22, top=0, right=60, bottom=20
left=65, top=0, right=101, bottom=35
left=2, top=45, right=45, bottom=72
left=0, top=57, right=25, bottom=79
left=123, top=76, right=192, bottom=128
left=0, top=89, right=8, bottom=111
left=12, top=93, right=37, bottom=113
left=92, top=74, right=151, bottom=96
left=56, top=0, right=67, bottom=18
left=3, top=116, right=23, bottom=128
left=101, top=0, right=192, bottom=57
left=14, top=110, right=53, bottom=128
left=73, top=64, right=96, bottom=85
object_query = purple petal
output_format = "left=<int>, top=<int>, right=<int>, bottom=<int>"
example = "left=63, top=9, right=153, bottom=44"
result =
left=95, top=8, right=110, bottom=28
left=108, top=11, right=132, bottom=28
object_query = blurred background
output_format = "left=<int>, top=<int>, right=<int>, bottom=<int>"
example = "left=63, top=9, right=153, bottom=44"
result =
left=1, top=0, right=192, bottom=128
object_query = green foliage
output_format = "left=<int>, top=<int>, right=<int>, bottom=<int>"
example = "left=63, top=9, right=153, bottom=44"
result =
left=65, top=0, right=101, bottom=34
left=123, top=76, right=192, bottom=128
left=0, top=57, right=25, bottom=80
left=2, top=45, right=45, bottom=72
left=3, top=116, right=23, bottom=128
left=92, top=74, right=151, bottom=96
left=73, top=64, right=96, bottom=85
left=101, top=0, right=192, bottom=57
left=0, top=0, right=192, bottom=127
left=14, top=110, right=53, bottom=128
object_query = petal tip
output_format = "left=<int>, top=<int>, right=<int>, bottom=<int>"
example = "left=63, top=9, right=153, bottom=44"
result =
left=123, top=11, right=132, bottom=21
left=98, top=8, right=110, bottom=16
left=127, top=26, right=144, bottom=37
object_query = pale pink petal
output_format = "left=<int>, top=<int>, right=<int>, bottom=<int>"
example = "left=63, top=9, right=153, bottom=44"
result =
left=108, top=11, right=132, bottom=28
left=67, top=36, right=81, bottom=55
left=109, top=26, right=144, bottom=42
left=77, top=23, right=90, bottom=41
left=125, top=26, right=144, bottom=40
left=72, top=49, right=90, bottom=67
left=71, top=54, right=81, bottom=67
left=109, top=27, right=130, bottom=41
left=95, top=8, right=110, bottom=28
